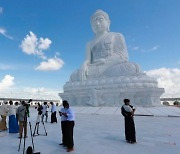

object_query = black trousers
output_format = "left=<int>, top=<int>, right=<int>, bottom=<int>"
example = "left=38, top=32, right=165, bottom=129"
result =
left=51, top=111, right=57, bottom=123
left=65, top=121, right=75, bottom=149
left=124, top=117, right=136, bottom=142
left=61, top=121, right=67, bottom=145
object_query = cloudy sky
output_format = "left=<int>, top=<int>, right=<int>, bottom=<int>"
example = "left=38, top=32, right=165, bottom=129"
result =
left=0, top=0, right=180, bottom=100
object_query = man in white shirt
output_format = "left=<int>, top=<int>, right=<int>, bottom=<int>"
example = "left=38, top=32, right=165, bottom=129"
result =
left=59, top=104, right=67, bottom=147
left=50, top=102, right=57, bottom=123
left=59, top=100, right=75, bottom=152
left=8, top=100, right=19, bottom=133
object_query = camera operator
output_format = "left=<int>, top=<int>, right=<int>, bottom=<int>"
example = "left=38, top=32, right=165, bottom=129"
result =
left=27, top=99, right=32, bottom=117
left=17, top=101, right=27, bottom=138
left=41, top=102, right=49, bottom=123
left=35, top=103, right=43, bottom=123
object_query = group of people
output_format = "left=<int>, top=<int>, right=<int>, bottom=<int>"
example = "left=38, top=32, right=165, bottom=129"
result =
left=0, top=100, right=59, bottom=138
left=0, top=100, right=19, bottom=133
left=57, top=98, right=135, bottom=153
left=0, top=98, right=135, bottom=153
left=33, top=100, right=75, bottom=152
left=34, top=101, right=57, bottom=124
left=0, top=100, right=31, bottom=138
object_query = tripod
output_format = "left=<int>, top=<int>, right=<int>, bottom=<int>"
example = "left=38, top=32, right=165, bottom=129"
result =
left=33, top=114, right=47, bottom=137
left=18, top=105, right=35, bottom=154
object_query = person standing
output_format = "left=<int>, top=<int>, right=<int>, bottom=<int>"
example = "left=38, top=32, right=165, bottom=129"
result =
left=41, top=102, right=49, bottom=122
left=35, top=103, right=43, bottom=123
left=60, top=100, right=75, bottom=152
left=17, top=101, right=27, bottom=138
left=59, top=103, right=67, bottom=147
left=33, top=102, right=43, bottom=136
left=121, top=99, right=136, bottom=143
left=50, top=102, right=57, bottom=123
left=14, top=101, right=19, bottom=124
left=0, top=101, right=9, bottom=131
left=8, top=100, right=19, bottom=133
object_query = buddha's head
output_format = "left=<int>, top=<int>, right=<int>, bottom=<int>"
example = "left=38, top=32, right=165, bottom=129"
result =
left=91, top=10, right=110, bottom=35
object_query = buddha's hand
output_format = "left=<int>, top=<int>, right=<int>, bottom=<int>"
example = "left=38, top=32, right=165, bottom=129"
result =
left=80, top=61, right=89, bottom=79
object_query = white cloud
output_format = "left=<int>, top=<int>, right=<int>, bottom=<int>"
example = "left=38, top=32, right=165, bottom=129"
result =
left=146, top=68, right=180, bottom=98
left=0, top=7, right=3, bottom=14
left=23, top=87, right=59, bottom=99
left=150, top=45, right=160, bottom=51
left=0, top=27, right=13, bottom=40
left=131, top=45, right=160, bottom=52
left=22, top=87, right=61, bottom=100
left=35, top=56, right=64, bottom=71
left=0, top=86, right=61, bottom=100
left=0, top=75, right=14, bottom=92
left=20, top=31, right=52, bottom=59
left=38, top=38, right=52, bottom=50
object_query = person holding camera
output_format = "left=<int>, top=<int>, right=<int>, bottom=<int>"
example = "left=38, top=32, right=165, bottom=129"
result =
left=35, top=103, right=43, bottom=123
left=41, top=102, right=49, bottom=123
left=59, top=103, right=68, bottom=147
left=121, top=99, right=136, bottom=144
left=33, top=102, right=43, bottom=136
left=59, top=100, right=75, bottom=152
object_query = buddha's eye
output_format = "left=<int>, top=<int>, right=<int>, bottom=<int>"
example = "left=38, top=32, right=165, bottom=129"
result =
left=97, top=18, right=104, bottom=22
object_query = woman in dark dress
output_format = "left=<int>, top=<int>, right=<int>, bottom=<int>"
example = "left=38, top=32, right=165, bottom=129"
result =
left=121, top=99, right=136, bottom=143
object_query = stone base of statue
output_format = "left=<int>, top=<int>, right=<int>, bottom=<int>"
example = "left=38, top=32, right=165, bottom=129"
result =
left=59, top=62, right=164, bottom=107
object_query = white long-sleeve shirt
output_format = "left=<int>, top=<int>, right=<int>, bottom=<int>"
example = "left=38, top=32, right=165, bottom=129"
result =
left=122, top=105, right=133, bottom=112
left=66, top=107, right=75, bottom=121
left=42, top=105, right=48, bottom=115
left=51, top=104, right=56, bottom=113
left=60, top=108, right=67, bottom=121
left=0, top=104, right=9, bottom=116
left=8, top=105, right=17, bottom=116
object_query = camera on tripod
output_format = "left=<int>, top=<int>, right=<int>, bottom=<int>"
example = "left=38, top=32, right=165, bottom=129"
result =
left=33, top=102, right=47, bottom=137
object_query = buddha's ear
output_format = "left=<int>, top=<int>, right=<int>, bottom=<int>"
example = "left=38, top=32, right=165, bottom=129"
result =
left=107, top=24, right=110, bottom=32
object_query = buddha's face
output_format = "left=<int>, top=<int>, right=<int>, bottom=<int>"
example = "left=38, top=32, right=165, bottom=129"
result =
left=91, top=15, right=109, bottom=35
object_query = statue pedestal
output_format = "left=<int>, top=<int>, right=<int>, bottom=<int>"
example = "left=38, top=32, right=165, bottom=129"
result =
left=59, top=74, right=164, bottom=106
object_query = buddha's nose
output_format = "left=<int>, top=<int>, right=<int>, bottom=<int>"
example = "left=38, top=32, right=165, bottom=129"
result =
left=96, top=20, right=101, bottom=26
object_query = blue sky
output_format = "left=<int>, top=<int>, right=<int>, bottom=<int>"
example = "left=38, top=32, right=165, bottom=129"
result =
left=0, top=0, right=180, bottom=99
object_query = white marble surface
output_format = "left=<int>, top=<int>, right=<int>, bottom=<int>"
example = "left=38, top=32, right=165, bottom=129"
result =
left=0, top=107, right=180, bottom=154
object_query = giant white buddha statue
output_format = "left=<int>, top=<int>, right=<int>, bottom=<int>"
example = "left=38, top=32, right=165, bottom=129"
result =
left=60, top=10, right=164, bottom=107
left=70, top=10, right=139, bottom=81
